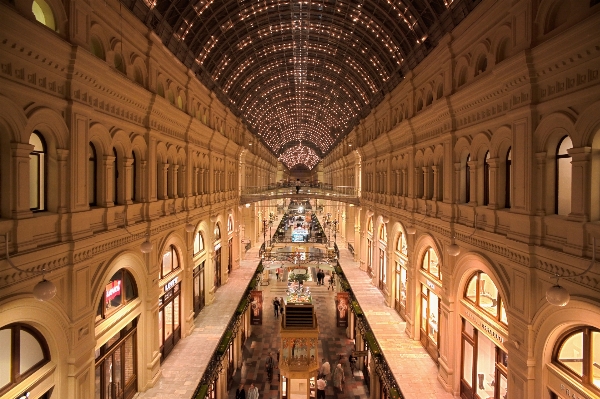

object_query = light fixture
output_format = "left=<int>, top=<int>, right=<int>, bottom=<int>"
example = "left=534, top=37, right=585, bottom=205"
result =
left=406, top=226, right=416, bottom=235
left=185, top=222, right=195, bottom=233
left=140, top=234, right=153, bottom=254
left=2, top=233, right=56, bottom=301
left=546, top=237, right=597, bottom=306
left=448, top=236, right=460, bottom=256
left=245, top=203, right=251, bottom=208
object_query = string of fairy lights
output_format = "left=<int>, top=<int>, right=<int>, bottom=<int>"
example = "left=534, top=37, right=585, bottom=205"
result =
left=129, top=0, right=465, bottom=170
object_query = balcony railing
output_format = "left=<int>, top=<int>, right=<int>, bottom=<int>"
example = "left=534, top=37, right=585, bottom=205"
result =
left=334, top=264, right=405, bottom=399
left=240, top=184, right=359, bottom=204
left=192, top=262, right=264, bottom=399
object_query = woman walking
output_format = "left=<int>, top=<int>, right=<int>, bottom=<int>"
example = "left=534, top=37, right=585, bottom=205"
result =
left=332, top=363, right=345, bottom=392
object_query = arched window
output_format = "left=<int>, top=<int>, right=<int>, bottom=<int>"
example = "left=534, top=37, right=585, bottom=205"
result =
left=88, top=143, right=97, bottom=206
left=112, top=148, right=119, bottom=205
left=131, top=151, right=137, bottom=202
left=96, top=269, right=138, bottom=321
left=553, top=327, right=600, bottom=393
left=0, top=324, right=50, bottom=394
left=228, top=216, right=233, bottom=232
left=90, top=36, right=105, bottom=60
left=464, top=154, right=471, bottom=204
left=214, top=224, right=221, bottom=240
left=464, top=271, right=507, bottom=324
left=161, top=245, right=180, bottom=279
left=483, top=151, right=490, bottom=206
left=157, top=82, right=165, bottom=98
left=556, top=136, right=572, bottom=215
left=379, top=223, right=387, bottom=242
left=421, top=247, right=441, bottom=280
left=114, top=52, right=126, bottom=74
left=29, top=132, right=46, bottom=211
left=475, top=55, right=488, bottom=76
left=194, top=232, right=205, bottom=255
left=505, top=148, right=512, bottom=208
left=436, top=83, right=444, bottom=100
left=396, top=232, right=406, bottom=255
left=458, top=67, right=468, bottom=87
left=367, top=217, right=373, bottom=233
left=32, top=0, right=56, bottom=31
left=134, top=66, right=144, bottom=86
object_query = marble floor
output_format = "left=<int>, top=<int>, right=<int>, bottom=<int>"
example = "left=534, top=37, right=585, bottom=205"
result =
left=135, top=240, right=455, bottom=399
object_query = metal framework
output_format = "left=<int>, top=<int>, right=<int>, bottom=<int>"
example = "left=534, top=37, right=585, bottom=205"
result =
left=121, top=0, right=480, bottom=169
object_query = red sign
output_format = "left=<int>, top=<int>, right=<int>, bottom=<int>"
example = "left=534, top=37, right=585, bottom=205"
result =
left=105, top=280, right=122, bottom=302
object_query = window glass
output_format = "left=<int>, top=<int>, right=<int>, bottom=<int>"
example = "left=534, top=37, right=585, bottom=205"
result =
left=19, top=329, right=45, bottom=374
left=480, top=273, right=499, bottom=317
left=428, top=292, right=439, bottom=344
left=32, top=0, right=56, bottom=31
left=593, top=331, right=600, bottom=389
left=462, top=340, right=473, bottom=387
left=29, top=132, right=46, bottom=211
left=0, top=328, right=11, bottom=388
left=214, top=224, right=221, bottom=240
left=556, top=136, right=573, bottom=216
left=500, top=301, right=508, bottom=325
left=88, top=143, right=96, bottom=205
left=162, top=249, right=173, bottom=277
left=400, top=268, right=407, bottom=307
left=476, top=333, right=495, bottom=397
left=464, top=320, right=474, bottom=338
left=465, top=275, right=477, bottom=302
left=124, top=335, right=134, bottom=384
left=558, top=331, right=584, bottom=376
left=421, top=295, right=427, bottom=330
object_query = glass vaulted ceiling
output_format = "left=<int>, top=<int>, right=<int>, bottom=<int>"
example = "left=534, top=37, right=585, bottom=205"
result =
left=123, top=0, right=480, bottom=169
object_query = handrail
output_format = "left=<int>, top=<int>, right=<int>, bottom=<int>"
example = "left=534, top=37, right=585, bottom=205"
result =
left=191, top=262, right=265, bottom=399
left=334, top=263, right=405, bottom=399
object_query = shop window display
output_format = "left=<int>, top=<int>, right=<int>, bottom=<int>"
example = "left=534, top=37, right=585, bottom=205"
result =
left=461, top=319, right=508, bottom=399
left=96, top=269, right=138, bottom=321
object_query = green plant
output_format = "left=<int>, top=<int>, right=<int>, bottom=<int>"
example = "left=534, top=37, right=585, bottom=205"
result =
left=288, top=271, right=309, bottom=283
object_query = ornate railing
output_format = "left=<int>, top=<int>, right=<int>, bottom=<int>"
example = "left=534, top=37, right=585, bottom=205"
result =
left=334, top=264, right=405, bottom=399
left=191, top=262, right=264, bottom=399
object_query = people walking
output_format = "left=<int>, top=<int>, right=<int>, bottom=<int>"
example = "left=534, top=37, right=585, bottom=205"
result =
left=247, top=383, right=259, bottom=399
left=236, top=384, right=246, bottom=399
left=266, top=353, right=274, bottom=381
left=320, top=359, right=331, bottom=380
left=279, top=297, right=284, bottom=316
left=316, top=375, right=326, bottom=399
left=273, top=297, right=280, bottom=317
left=332, top=363, right=345, bottom=392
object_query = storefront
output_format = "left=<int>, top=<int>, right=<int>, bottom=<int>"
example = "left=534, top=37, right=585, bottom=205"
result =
left=460, top=271, right=508, bottom=399
left=378, top=223, right=387, bottom=291
left=193, top=261, right=206, bottom=317
left=366, top=217, right=373, bottom=276
left=159, top=245, right=182, bottom=361
left=94, top=268, right=139, bottom=399
left=214, top=224, right=222, bottom=289
left=419, top=246, right=441, bottom=361
left=394, top=231, right=408, bottom=320
left=95, top=319, right=138, bottom=399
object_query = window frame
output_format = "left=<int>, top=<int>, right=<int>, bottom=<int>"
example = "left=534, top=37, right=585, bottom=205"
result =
left=553, top=327, right=600, bottom=396
left=29, top=131, right=47, bottom=212
left=505, top=147, right=511, bottom=209
left=161, top=245, right=180, bottom=280
left=0, top=324, right=50, bottom=396
left=555, top=136, right=573, bottom=215
left=96, top=269, right=138, bottom=322
left=89, top=142, right=97, bottom=206
left=421, top=246, right=441, bottom=281
left=463, top=271, right=507, bottom=326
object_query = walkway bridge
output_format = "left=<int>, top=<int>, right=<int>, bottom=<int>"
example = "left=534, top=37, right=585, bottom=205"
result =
left=239, top=184, right=360, bottom=205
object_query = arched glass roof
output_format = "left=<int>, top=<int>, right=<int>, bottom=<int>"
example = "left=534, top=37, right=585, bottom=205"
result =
left=123, top=0, right=481, bottom=169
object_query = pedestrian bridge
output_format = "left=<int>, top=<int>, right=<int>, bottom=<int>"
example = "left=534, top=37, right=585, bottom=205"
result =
left=239, top=185, right=360, bottom=206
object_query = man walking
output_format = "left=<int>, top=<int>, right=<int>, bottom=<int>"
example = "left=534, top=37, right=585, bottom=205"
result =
left=320, top=359, right=331, bottom=381
left=273, top=297, right=280, bottom=318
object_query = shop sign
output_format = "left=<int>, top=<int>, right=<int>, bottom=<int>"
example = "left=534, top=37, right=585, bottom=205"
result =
left=164, top=276, right=179, bottom=292
left=426, top=279, right=436, bottom=291
left=463, top=308, right=506, bottom=347
left=17, top=392, right=30, bottom=399
left=547, top=366, right=593, bottom=399
left=215, top=243, right=221, bottom=250
left=105, top=280, right=121, bottom=301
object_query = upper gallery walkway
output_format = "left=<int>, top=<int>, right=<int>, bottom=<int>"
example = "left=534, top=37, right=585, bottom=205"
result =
left=337, top=244, right=455, bottom=399
left=239, top=184, right=360, bottom=206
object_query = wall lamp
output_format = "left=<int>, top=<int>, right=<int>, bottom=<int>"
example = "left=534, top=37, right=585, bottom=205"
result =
left=546, top=237, right=598, bottom=306
left=2, top=233, right=56, bottom=301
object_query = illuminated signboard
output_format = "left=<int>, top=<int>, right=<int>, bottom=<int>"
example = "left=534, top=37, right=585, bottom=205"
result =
left=105, top=280, right=122, bottom=302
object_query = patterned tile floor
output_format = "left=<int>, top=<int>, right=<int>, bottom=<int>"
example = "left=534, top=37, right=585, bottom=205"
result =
left=135, top=237, right=456, bottom=399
